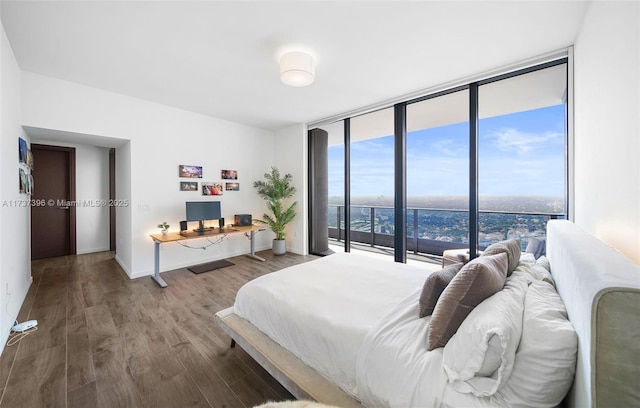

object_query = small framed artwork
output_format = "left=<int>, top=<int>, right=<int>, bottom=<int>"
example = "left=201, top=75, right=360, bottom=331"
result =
left=179, top=165, right=203, bottom=178
left=202, top=182, right=223, bottom=196
left=180, top=181, right=198, bottom=191
left=225, top=182, right=239, bottom=191
left=28, top=174, right=34, bottom=195
left=19, top=168, right=28, bottom=194
left=18, top=138, right=28, bottom=164
left=26, top=150, right=34, bottom=169
left=221, top=169, right=237, bottom=180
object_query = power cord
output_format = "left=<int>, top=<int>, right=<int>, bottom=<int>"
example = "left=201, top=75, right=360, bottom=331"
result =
left=176, top=234, right=226, bottom=250
left=7, top=325, right=37, bottom=346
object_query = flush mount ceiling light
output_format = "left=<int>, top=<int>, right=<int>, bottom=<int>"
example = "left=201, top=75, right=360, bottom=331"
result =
left=280, top=51, right=315, bottom=87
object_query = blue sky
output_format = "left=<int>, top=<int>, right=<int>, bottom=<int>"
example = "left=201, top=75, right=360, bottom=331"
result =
left=328, top=104, right=566, bottom=197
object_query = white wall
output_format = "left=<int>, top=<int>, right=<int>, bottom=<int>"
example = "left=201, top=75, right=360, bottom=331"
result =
left=115, top=141, right=132, bottom=275
left=32, top=140, right=110, bottom=254
left=0, top=21, right=32, bottom=354
left=76, top=144, right=110, bottom=253
left=274, top=124, right=308, bottom=255
left=574, top=1, right=640, bottom=263
left=21, top=72, right=278, bottom=278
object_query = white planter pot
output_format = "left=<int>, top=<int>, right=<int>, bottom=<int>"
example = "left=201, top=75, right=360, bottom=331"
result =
left=272, top=239, right=286, bottom=255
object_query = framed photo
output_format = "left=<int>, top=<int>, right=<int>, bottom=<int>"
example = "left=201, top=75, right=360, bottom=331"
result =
left=225, top=182, right=239, bottom=191
left=179, top=165, right=203, bottom=178
left=26, top=150, right=34, bottom=169
left=180, top=181, right=198, bottom=191
left=19, top=138, right=28, bottom=164
left=221, top=169, right=237, bottom=180
left=19, top=168, right=28, bottom=194
left=202, top=182, right=223, bottom=196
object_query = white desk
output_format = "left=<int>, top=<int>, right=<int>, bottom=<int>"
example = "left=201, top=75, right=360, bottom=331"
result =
left=149, top=225, right=265, bottom=288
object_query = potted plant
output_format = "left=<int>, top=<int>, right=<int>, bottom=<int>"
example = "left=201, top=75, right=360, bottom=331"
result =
left=157, top=222, right=170, bottom=234
left=253, top=167, right=297, bottom=255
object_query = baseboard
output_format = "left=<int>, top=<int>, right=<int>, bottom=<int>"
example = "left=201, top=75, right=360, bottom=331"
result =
left=77, top=247, right=110, bottom=255
left=287, top=245, right=308, bottom=256
left=114, top=254, right=132, bottom=278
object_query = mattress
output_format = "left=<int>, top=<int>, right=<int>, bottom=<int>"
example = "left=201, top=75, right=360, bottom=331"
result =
left=233, top=252, right=444, bottom=400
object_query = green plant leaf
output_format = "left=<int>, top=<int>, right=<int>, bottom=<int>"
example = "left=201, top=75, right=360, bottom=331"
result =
left=253, top=166, right=297, bottom=241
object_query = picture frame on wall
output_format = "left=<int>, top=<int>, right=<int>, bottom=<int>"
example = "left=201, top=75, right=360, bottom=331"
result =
left=179, top=165, right=203, bottom=178
left=19, top=168, right=28, bottom=194
left=180, top=181, right=198, bottom=191
left=221, top=169, right=237, bottom=180
left=26, top=149, right=34, bottom=169
left=202, top=182, right=223, bottom=196
left=28, top=174, right=34, bottom=195
left=225, top=182, right=239, bottom=191
left=18, top=137, right=28, bottom=164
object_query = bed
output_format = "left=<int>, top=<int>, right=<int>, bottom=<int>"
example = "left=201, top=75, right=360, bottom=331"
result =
left=215, top=220, right=640, bottom=407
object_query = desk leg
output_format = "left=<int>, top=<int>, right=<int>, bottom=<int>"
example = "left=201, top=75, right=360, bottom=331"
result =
left=151, top=240, right=168, bottom=288
left=245, top=230, right=266, bottom=262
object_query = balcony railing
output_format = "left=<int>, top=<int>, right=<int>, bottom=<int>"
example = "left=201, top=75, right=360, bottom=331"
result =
left=328, top=204, right=564, bottom=257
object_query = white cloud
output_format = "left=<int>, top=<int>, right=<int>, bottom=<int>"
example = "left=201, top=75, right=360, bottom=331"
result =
left=489, top=128, right=561, bottom=155
left=432, top=138, right=464, bottom=156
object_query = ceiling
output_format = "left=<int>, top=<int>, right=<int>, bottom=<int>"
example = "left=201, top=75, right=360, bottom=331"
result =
left=0, top=1, right=589, bottom=132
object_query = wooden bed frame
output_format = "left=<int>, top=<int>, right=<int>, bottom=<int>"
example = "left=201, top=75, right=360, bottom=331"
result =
left=216, top=221, right=640, bottom=408
left=215, top=308, right=362, bottom=407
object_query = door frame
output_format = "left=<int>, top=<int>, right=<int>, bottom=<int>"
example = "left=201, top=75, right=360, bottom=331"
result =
left=31, top=144, right=77, bottom=256
left=109, top=148, right=116, bottom=251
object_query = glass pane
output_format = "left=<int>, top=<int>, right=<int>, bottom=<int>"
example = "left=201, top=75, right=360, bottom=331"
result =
left=406, top=90, right=470, bottom=256
left=478, top=64, right=567, bottom=249
left=349, top=107, right=395, bottom=252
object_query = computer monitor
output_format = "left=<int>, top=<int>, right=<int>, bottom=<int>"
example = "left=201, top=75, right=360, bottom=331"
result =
left=185, top=201, right=221, bottom=232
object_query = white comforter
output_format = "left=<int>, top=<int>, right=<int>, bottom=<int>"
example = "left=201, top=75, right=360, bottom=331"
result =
left=356, top=286, right=449, bottom=407
left=233, top=252, right=447, bottom=405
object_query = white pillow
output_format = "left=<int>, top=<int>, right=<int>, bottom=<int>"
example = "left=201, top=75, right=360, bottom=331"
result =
left=532, top=257, right=555, bottom=287
left=519, top=252, right=536, bottom=265
left=499, top=280, right=578, bottom=407
left=518, top=255, right=555, bottom=287
left=535, top=255, right=551, bottom=271
left=442, top=271, right=529, bottom=397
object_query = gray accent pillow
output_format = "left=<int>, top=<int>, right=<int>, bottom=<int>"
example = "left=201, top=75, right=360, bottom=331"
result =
left=419, top=263, right=464, bottom=318
left=427, top=252, right=509, bottom=351
left=525, top=237, right=546, bottom=259
left=482, top=239, right=522, bottom=276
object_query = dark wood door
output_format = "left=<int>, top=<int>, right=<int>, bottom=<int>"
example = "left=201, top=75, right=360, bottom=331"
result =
left=31, top=145, right=76, bottom=259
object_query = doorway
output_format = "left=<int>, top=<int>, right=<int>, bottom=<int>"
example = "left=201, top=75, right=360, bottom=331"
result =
left=30, top=144, right=76, bottom=259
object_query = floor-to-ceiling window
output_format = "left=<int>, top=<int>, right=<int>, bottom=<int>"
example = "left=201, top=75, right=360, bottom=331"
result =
left=313, top=58, right=568, bottom=262
left=406, top=89, right=470, bottom=255
left=348, top=108, right=395, bottom=256
left=477, top=62, right=567, bottom=250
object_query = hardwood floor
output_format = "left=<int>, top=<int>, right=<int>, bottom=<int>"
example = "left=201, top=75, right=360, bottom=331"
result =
left=0, top=250, right=318, bottom=408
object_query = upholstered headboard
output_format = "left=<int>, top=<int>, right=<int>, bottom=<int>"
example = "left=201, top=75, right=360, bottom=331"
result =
left=546, top=220, right=640, bottom=408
